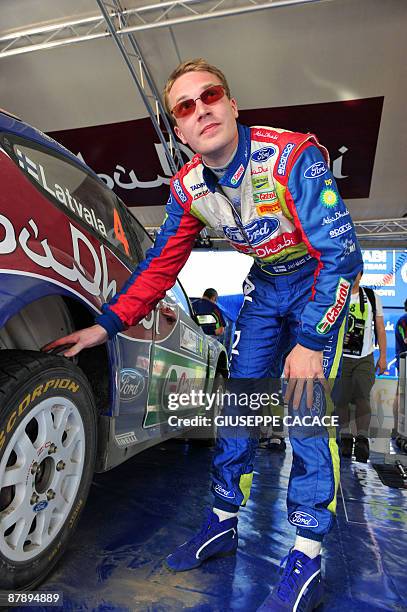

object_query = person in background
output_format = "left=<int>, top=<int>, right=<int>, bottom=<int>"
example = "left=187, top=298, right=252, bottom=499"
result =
left=392, top=298, right=407, bottom=437
left=192, top=288, right=226, bottom=340
left=337, top=272, right=387, bottom=461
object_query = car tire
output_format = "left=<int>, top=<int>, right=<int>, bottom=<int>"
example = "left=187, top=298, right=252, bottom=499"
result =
left=0, top=350, right=97, bottom=590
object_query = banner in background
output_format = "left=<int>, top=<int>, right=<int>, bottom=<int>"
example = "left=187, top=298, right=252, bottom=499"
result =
left=49, top=97, right=384, bottom=207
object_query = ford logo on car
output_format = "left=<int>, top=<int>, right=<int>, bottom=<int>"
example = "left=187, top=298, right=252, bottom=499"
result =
left=33, top=501, right=48, bottom=513
left=289, top=511, right=319, bottom=528
left=251, top=146, right=277, bottom=163
left=120, top=368, right=145, bottom=402
left=304, top=161, right=328, bottom=179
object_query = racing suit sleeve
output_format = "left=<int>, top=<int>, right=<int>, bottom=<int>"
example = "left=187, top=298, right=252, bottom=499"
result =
left=96, top=195, right=204, bottom=337
left=286, top=145, right=363, bottom=351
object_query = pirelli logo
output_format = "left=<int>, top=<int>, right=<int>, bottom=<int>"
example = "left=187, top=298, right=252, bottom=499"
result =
left=256, top=202, right=281, bottom=215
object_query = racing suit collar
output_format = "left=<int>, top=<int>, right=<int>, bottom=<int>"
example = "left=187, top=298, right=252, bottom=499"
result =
left=202, top=123, right=251, bottom=192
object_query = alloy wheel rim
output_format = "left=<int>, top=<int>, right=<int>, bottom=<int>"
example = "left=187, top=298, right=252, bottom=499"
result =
left=0, top=396, right=85, bottom=562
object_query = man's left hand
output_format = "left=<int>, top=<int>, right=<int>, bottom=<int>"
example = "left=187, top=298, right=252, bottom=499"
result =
left=376, top=355, right=387, bottom=375
left=284, top=344, right=324, bottom=409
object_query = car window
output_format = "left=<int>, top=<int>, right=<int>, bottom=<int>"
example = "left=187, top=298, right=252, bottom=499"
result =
left=121, top=206, right=153, bottom=260
left=1, top=133, right=132, bottom=261
left=121, top=206, right=192, bottom=315
left=169, top=280, right=192, bottom=315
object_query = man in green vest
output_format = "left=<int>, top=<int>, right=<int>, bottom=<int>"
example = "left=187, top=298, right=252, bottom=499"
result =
left=337, top=271, right=387, bottom=461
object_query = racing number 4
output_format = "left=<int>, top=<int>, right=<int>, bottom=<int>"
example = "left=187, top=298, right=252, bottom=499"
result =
left=113, top=209, right=130, bottom=256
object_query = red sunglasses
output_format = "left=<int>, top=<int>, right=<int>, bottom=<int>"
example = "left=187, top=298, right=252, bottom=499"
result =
left=171, top=85, right=226, bottom=119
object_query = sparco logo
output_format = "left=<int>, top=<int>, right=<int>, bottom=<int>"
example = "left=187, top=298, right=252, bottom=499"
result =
left=223, top=217, right=280, bottom=246
left=329, top=223, right=352, bottom=238
left=317, top=278, right=350, bottom=334
left=214, top=484, right=236, bottom=499
left=251, top=146, right=277, bottom=163
left=304, top=161, right=328, bottom=179
left=277, top=143, right=295, bottom=175
left=120, top=368, right=145, bottom=401
left=173, top=179, right=188, bottom=203
left=289, top=511, right=319, bottom=528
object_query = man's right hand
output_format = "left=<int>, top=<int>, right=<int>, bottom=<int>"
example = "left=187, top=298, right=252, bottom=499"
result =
left=42, top=324, right=108, bottom=358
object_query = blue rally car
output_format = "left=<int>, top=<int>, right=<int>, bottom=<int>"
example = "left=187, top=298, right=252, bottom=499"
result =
left=0, top=110, right=228, bottom=590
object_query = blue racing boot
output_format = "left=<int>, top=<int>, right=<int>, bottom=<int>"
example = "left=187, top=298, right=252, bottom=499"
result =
left=257, top=549, right=323, bottom=611
left=166, top=508, right=238, bottom=571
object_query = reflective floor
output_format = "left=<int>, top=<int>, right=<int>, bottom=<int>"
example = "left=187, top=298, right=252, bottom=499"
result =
left=23, top=440, right=407, bottom=611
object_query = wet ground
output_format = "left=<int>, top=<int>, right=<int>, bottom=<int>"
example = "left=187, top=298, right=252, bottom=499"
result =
left=18, top=439, right=407, bottom=611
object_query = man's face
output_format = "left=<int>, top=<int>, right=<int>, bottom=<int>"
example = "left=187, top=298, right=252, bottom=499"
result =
left=168, top=70, right=238, bottom=157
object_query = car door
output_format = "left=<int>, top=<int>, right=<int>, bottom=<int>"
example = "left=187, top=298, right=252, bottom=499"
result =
left=121, top=207, right=210, bottom=434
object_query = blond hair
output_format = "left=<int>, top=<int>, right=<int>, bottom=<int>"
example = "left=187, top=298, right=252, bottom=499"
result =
left=163, top=58, right=231, bottom=119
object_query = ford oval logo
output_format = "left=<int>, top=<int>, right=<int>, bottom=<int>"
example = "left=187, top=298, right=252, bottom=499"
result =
left=214, top=484, right=236, bottom=499
left=311, top=382, right=326, bottom=418
left=120, top=368, right=145, bottom=402
left=289, top=511, right=319, bottom=528
left=251, top=146, right=277, bottom=163
left=245, top=217, right=280, bottom=246
left=33, top=501, right=48, bottom=513
left=223, top=226, right=245, bottom=244
left=304, top=161, right=328, bottom=179
left=223, top=217, right=280, bottom=247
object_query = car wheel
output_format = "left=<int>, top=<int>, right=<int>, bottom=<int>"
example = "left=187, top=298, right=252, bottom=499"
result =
left=0, top=350, right=97, bottom=590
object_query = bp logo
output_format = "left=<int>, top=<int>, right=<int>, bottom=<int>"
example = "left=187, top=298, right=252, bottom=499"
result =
left=320, top=188, right=339, bottom=208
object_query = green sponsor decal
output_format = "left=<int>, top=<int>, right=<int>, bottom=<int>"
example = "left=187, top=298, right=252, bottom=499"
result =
left=252, top=175, right=270, bottom=191
left=144, top=346, right=207, bottom=427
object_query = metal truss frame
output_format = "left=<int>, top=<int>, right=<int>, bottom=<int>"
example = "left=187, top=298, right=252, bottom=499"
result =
left=0, top=0, right=330, bottom=59
left=95, top=0, right=183, bottom=174
left=354, top=218, right=407, bottom=242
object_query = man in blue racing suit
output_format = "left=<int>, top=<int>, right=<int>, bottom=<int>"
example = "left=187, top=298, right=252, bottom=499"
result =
left=46, top=58, right=363, bottom=611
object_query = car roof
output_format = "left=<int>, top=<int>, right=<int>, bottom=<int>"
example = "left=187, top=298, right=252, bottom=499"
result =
left=0, top=110, right=99, bottom=180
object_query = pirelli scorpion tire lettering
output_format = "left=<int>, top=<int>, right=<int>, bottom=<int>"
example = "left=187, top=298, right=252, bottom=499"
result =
left=0, top=350, right=97, bottom=590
